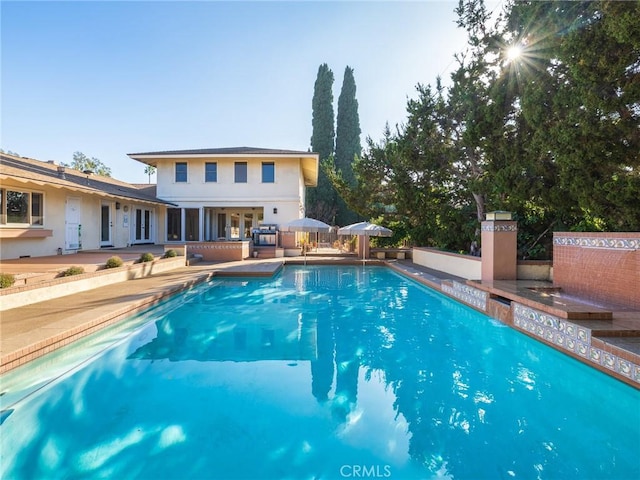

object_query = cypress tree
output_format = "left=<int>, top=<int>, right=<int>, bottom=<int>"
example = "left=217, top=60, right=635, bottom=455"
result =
left=334, top=66, right=362, bottom=225
left=307, top=63, right=337, bottom=223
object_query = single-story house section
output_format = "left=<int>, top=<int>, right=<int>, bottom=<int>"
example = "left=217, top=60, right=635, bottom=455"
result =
left=128, top=147, right=319, bottom=258
left=0, top=153, right=173, bottom=260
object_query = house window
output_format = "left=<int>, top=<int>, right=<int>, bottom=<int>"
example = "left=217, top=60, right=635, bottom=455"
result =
left=175, top=163, right=188, bottom=183
left=243, top=212, right=253, bottom=239
left=230, top=212, right=240, bottom=239
left=0, top=189, right=44, bottom=225
left=234, top=162, right=247, bottom=183
left=167, top=208, right=182, bottom=240
left=185, top=208, right=200, bottom=241
left=205, top=162, right=217, bottom=182
left=31, top=193, right=44, bottom=225
left=262, top=162, right=275, bottom=183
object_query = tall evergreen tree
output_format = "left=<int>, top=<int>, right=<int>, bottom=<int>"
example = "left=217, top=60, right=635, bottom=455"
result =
left=307, top=63, right=337, bottom=223
left=334, top=66, right=362, bottom=225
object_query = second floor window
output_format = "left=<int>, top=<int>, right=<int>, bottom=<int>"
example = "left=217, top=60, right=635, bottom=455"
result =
left=175, top=162, right=187, bottom=182
left=262, top=162, right=275, bottom=183
left=205, top=162, right=217, bottom=182
left=235, top=162, right=247, bottom=183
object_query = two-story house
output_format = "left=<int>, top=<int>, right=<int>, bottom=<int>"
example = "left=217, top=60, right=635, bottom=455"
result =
left=0, top=147, right=318, bottom=261
left=128, top=147, right=319, bottom=258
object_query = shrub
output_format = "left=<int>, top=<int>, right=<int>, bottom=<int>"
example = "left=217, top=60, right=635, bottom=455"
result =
left=139, top=252, right=155, bottom=263
left=62, top=266, right=85, bottom=277
left=105, top=256, right=124, bottom=269
left=163, top=249, right=178, bottom=258
left=0, top=273, right=16, bottom=289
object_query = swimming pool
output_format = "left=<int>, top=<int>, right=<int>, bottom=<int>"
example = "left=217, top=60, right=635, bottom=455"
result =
left=1, top=265, right=638, bottom=479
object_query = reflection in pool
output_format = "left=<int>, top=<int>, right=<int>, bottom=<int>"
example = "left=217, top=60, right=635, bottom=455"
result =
left=1, top=266, right=639, bottom=479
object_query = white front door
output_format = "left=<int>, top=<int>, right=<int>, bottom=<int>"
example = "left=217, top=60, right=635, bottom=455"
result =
left=100, top=203, right=112, bottom=246
left=65, top=196, right=81, bottom=250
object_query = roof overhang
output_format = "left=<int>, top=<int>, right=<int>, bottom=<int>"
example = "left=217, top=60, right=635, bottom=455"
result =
left=0, top=174, right=174, bottom=207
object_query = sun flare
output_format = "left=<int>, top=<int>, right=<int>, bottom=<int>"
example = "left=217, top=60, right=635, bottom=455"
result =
left=506, top=45, right=522, bottom=61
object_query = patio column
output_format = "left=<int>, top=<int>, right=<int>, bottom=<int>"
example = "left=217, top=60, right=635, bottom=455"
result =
left=481, top=211, right=517, bottom=281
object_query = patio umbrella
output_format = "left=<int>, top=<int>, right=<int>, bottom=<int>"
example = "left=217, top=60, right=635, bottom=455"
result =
left=284, top=217, right=331, bottom=264
left=338, top=221, right=393, bottom=261
left=284, top=217, right=332, bottom=233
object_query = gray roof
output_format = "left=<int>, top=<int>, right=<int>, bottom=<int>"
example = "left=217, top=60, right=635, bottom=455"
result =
left=0, top=153, right=172, bottom=206
left=128, top=146, right=314, bottom=156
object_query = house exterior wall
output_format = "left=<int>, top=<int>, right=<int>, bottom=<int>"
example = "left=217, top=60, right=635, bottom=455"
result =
left=0, top=179, right=164, bottom=260
left=157, top=157, right=303, bottom=204
left=1, top=181, right=67, bottom=259
left=155, top=156, right=307, bottom=242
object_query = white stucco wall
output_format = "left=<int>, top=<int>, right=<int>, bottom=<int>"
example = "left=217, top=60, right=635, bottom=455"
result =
left=156, top=157, right=302, bottom=202
left=1, top=182, right=68, bottom=259
left=0, top=180, right=165, bottom=260
left=413, top=247, right=482, bottom=280
left=155, top=156, right=308, bottom=236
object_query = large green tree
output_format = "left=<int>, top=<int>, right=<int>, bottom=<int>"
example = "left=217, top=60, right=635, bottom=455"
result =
left=329, top=0, right=640, bottom=257
left=307, top=63, right=337, bottom=223
left=69, top=151, right=112, bottom=177
left=502, top=0, right=640, bottom=231
left=328, top=82, right=471, bottom=250
left=334, top=66, right=362, bottom=225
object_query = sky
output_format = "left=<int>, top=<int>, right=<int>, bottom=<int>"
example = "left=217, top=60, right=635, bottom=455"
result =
left=2, top=0, right=502, bottom=184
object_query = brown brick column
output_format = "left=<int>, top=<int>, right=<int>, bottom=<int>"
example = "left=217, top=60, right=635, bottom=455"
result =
left=481, top=212, right=518, bottom=281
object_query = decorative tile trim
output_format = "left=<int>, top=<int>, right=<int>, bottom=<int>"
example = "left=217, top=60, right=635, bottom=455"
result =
left=553, top=236, right=640, bottom=251
left=189, top=244, right=245, bottom=250
left=512, top=303, right=639, bottom=387
left=481, top=223, right=518, bottom=232
left=576, top=341, right=589, bottom=358
left=441, top=281, right=487, bottom=311
left=513, top=303, right=560, bottom=330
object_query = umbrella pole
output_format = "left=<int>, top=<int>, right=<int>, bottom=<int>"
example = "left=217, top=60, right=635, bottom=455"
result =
left=361, top=235, right=366, bottom=267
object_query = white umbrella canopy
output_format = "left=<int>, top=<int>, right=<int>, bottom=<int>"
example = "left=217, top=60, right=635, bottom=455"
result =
left=337, top=221, right=393, bottom=237
left=284, top=217, right=331, bottom=233
left=338, top=221, right=393, bottom=261
left=283, top=217, right=331, bottom=264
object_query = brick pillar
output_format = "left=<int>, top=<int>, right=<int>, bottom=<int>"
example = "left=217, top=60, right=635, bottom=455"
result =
left=481, top=212, right=518, bottom=281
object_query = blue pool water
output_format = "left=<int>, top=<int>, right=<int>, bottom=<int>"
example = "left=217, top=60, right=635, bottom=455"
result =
left=1, top=266, right=639, bottom=479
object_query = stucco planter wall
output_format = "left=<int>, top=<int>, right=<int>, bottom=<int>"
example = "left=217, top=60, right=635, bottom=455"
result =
left=0, top=256, right=186, bottom=311
left=413, top=247, right=482, bottom=280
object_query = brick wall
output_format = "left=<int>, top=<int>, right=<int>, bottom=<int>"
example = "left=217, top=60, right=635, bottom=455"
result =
left=553, top=232, right=640, bottom=309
